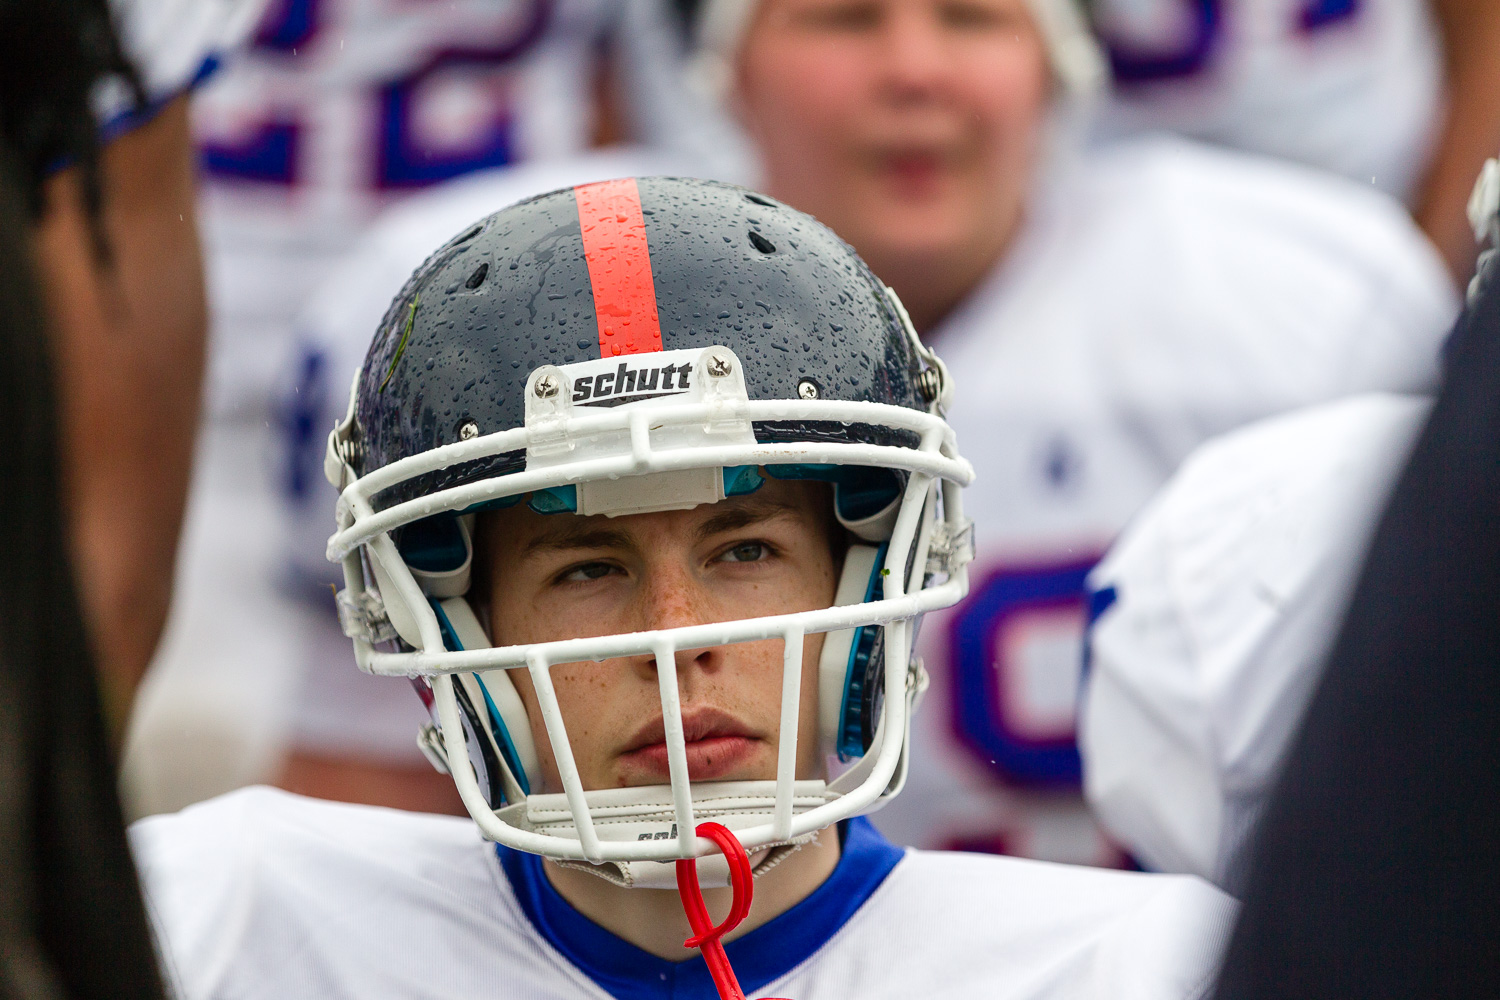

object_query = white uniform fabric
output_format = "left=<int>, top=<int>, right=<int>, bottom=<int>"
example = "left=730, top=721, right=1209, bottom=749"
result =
left=194, top=0, right=730, bottom=418
left=97, top=0, right=267, bottom=135
left=1078, top=393, right=1431, bottom=890
left=870, top=135, right=1455, bottom=864
left=1091, top=0, right=1443, bottom=202
left=131, top=786, right=1235, bottom=1000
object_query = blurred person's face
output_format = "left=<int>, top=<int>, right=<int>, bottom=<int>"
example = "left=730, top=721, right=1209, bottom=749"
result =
left=479, top=479, right=838, bottom=794
left=735, top=0, right=1049, bottom=328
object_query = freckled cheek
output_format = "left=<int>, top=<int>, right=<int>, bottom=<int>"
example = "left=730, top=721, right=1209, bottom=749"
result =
left=519, top=661, right=636, bottom=790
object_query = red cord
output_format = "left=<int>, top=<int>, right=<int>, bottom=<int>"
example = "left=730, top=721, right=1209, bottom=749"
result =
left=675, top=822, right=792, bottom=1000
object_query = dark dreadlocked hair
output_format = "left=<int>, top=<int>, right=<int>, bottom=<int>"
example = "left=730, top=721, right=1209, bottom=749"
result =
left=0, top=6, right=167, bottom=999
left=0, top=0, right=143, bottom=253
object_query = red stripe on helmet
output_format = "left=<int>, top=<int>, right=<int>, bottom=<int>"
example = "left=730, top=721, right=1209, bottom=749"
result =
left=574, top=178, right=664, bottom=357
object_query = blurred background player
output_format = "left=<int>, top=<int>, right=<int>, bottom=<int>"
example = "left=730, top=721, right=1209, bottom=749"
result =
left=1080, top=391, right=1431, bottom=888
left=121, top=0, right=742, bottom=816
left=1089, top=0, right=1500, bottom=282
left=1, top=2, right=265, bottom=996
left=0, top=151, right=170, bottom=1000
left=245, top=0, right=1460, bottom=872
left=33, top=0, right=262, bottom=745
left=1079, top=160, right=1500, bottom=889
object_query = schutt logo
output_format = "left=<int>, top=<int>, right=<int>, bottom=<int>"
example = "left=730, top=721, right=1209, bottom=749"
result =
left=573, top=360, right=694, bottom=407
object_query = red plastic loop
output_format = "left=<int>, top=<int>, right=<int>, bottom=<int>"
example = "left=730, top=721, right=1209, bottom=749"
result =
left=675, top=822, right=792, bottom=1000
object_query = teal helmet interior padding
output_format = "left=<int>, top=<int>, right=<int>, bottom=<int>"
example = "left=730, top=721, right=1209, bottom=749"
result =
left=432, top=599, right=533, bottom=801
left=394, top=463, right=902, bottom=572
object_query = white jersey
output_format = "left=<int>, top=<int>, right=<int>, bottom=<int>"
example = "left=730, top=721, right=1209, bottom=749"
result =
left=1091, top=0, right=1443, bottom=202
left=99, top=0, right=266, bottom=137
left=194, top=0, right=734, bottom=418
left=131, top=786, right=1235, bottom=1000
left=1079, top=393, right=1430, bottom=889
left=870, top=136, right=1455, bottom=865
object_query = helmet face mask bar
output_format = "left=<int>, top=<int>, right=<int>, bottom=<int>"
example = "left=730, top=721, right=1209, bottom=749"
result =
left=323, top=177, right=973, bottom=885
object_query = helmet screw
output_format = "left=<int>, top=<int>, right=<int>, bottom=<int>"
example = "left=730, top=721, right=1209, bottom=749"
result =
left=534, top=373, right=561, bottom=398
left=458, top=420, right=479, bottom=440
left=797, top=379, right=819, bottom=400
left=916, top=368, right=941, bottom=403
left=705, top=352, right=733, bottom=378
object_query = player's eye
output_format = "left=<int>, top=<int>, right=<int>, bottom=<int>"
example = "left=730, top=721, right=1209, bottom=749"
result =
left=717, top=541, right=771, bottom=564
left=557, top=560, right=621, bottom=584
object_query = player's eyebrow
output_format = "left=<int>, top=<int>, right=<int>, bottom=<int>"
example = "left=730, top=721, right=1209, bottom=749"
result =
left=693, top=494, right=807, bottom=540
left=519, top=494, right=808, bottom=554
left=521, top=524, right=634, bottom=556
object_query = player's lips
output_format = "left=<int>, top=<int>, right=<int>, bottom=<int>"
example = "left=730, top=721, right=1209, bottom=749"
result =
left=617, top=708, right=763, bottom=782
left=867, top=144, right=962, bottom=197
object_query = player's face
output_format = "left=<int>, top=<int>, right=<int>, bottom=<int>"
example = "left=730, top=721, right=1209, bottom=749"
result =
left=480, top=479, right=838, bottom=793
left=735, top=0, right=1047, bottom=287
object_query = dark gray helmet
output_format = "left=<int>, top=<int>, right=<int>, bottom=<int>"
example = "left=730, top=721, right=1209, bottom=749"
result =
left=324, top=176, right=973, bottom=867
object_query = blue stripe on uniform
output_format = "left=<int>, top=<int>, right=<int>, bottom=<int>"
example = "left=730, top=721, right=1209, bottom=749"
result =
left=497, top=816, right=905, bottom=1000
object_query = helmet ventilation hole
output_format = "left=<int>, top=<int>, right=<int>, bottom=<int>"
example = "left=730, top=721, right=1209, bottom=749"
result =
left=455, top=224, right=483, bottom=244
left=744, top=193, right=775, bottom=207
left=465, top=262, right=489, bottom=289
left=748, top=231, right=776, bottom=254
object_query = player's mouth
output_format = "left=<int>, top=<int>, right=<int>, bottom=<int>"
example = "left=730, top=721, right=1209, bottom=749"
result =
left=863, top=144, right=966, bottom=201
left=617, top=708, right=764, bottom=782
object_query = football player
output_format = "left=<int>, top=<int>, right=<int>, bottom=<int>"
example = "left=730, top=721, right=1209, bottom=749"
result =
left=131, top=175, right=1235, bottom=1000
left=255, top=0, right=1459, bottom=859
left=1078, top=159, right=1500, bottom=889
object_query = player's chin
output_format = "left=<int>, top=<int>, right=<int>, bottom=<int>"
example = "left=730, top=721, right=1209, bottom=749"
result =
left=613, top=736, right=773, bottom=786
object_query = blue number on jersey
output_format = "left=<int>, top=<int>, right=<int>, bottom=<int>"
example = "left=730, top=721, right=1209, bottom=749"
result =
left=1100, top=0, right=1364, bottom=84
left=947, top=558, right=1103, bottom=786
left=376, top=0, right=554, bottom=189
left=198, top=0, right=318, bottom=183
left=202, top=0, right=554, bottom=189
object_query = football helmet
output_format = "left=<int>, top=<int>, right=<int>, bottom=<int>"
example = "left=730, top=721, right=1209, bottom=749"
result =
left=325, top=177, right=972, bottom=885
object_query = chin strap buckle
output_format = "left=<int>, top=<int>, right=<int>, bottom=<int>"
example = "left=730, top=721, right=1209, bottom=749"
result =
left=926, top=518, right=975, bottom=577
left=335, top=587, right=397, bottom=645
left=676, top=823, right=793, bottom=1000
left=417, top=723, right=451, bottom=775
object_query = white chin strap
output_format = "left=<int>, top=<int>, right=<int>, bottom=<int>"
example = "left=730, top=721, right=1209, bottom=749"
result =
left=510, top=783, right=828, bottom=888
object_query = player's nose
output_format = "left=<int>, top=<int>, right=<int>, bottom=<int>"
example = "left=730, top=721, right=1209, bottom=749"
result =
left=629, top=560, right=725, bottom=680
left=877, top=0, right=954, bottom=98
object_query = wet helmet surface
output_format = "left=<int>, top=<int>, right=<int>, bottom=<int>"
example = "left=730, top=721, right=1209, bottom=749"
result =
left=353, top=176, right=927, bottom=508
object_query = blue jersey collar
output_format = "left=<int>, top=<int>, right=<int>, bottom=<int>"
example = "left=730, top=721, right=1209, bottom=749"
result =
left=497, top=818, right=904, bottom=1000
